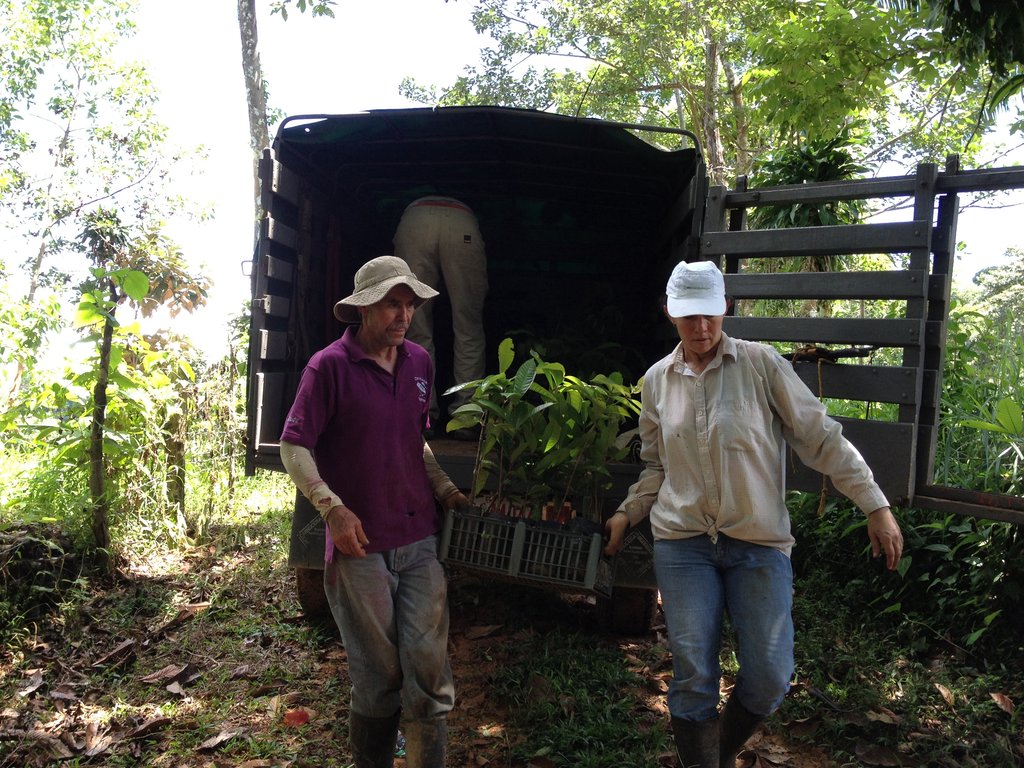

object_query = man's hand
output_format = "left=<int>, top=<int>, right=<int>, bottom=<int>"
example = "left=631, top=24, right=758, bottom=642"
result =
left=867, top=507, right=903, bottom=571
left=325, top=505, right=370, bottom=557
left=604, top=511, right=630, bottom=556
left=443, top=491, right=472, bottom=511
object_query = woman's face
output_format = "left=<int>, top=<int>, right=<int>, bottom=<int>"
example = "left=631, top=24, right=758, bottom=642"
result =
left=666, top=310, right=725, bottom=362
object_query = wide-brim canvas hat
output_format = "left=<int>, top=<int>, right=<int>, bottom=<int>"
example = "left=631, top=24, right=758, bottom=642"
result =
left=665, top=260, right=727, bottom=317
left=333, top=255, right=438, bottom=323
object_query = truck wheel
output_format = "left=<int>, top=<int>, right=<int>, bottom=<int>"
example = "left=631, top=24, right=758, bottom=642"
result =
left=598, top=586, right=658, bottom=636
left=294, top=567, right=331, bottom=620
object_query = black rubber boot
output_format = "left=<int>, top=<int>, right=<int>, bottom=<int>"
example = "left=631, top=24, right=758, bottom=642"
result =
left=403, top=715, right=448, bottom=768
left=718, top=696, right=765, bottom=768
left=350, top=710, right=401, bottom=768
left=671, top=715, right=719, bottom=768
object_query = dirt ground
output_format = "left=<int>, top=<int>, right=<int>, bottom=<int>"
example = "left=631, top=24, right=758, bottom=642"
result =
left=440, top=575, right=837, bottom=768
left=1, top=530, right=840, bottom=767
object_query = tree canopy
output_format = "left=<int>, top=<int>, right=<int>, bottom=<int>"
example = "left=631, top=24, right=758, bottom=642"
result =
left=400, top=0, right=1015, bottom=184
left=0, top=0, right=205, bottom=305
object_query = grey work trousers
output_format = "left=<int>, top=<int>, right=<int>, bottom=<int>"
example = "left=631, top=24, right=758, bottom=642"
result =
left=324, top=535, right=455, bottom=720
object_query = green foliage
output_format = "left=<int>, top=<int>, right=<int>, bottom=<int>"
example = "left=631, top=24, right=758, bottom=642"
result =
left=740, top=129, right=896, bottom=322
left=888, top=0, right=1024, bottom=77
left=403, top=0, right=996, bottom=183
left=785, top=548, right=1022, bottom=767
left=446, top=338, right=641, bottom=516
left=0, top=0, right=205, bottom=305
left=492, top=630, right=667, bottom=767
left=0, top=523, right=84, bottom=647
left=0, top=0, right=209, bottom=551
left=792, top=486, right=1023, bottom=661
left=0, top=290, right=63, bottom=408
left=892, top=511, right=1020, bottom=648
left=786, top=287, right=1024, bottom=656
left=745, top=0, right=915, bottom=136
left=969, top=247, right=1024, bottom=338
left=0, top=315, right=241, bottom=557
left=749, top=128, right=869, bottom=229
left=269, top=0, right=337, bottom=21
left=177, top=315, right=254, bottom=537
left=937, top=300, right=1024, bottom=495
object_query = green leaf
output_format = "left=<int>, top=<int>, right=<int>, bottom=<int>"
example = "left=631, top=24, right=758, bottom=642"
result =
left=117, top=269, right=150, bottom=301
left=895, top=555, right=912, bottom=578
left=961, top=418, right=1006, bottom=433
left=497, top=337, right=515, bottom=375
left=994, top=397, right=1023, bottom=435
left=74, top=299, right=107, bottom=328
left=511, top=358, right=538, bottom=398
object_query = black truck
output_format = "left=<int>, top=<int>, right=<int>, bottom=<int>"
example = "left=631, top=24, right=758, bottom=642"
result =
left=245, top=105, right=1024, bottom=634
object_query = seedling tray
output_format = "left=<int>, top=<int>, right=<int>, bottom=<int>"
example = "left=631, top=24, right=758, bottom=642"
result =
left=438, top=508, right=615, bottom=597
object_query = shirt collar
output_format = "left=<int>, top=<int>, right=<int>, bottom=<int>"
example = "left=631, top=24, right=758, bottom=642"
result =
left=672, top=332, right=737, bottom=376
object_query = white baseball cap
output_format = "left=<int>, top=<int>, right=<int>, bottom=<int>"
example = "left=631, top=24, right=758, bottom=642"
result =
left=665, top=261, right=726, bottom=317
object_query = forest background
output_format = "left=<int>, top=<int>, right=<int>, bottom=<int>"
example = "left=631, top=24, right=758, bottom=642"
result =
left=2, top=0, right=1024, bottom=766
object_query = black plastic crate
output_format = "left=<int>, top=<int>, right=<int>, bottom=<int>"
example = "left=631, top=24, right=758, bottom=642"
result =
left=438, top=509, right=615, bottom=597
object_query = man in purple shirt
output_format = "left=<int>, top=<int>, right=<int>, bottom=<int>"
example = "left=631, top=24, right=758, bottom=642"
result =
left=280, top=255, right=469, bottom=768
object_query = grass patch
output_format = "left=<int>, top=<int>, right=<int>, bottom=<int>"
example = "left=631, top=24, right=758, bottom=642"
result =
left=491, top=629, right=670, bottom=767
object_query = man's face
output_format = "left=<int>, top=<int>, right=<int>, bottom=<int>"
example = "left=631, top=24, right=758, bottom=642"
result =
left=667, top=311, right=725, bottom=360
left=360, top=284, right=417, bottom=346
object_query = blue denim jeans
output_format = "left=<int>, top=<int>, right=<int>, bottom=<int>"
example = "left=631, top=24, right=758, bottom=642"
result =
left=324, top=535, right=455, bottom=720
left=654, top=534, right=794, bottom=721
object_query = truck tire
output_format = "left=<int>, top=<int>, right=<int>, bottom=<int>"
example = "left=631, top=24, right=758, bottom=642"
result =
left=598, top=586, right=658, bottom=636
left=294, top=567, right=331, bottom=620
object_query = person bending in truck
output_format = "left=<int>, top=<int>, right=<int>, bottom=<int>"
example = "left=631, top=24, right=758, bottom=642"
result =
left=279, top=255, right=470, bottom=768
left=393, top=195, right=488, bottom=439
left=603, top=260, right=903, bottom=768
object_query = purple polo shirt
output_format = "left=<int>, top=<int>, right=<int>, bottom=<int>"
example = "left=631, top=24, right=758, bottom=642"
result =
left=280, top=326, right=439, bottom=554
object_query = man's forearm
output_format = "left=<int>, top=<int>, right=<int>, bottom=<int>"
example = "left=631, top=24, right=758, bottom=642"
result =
left=280, top=440, right=343, bottom=520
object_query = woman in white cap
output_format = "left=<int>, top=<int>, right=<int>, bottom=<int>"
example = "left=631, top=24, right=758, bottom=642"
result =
left=604, top=260, right=903, bottom=768
left=279, top=255, right=470, bottom=768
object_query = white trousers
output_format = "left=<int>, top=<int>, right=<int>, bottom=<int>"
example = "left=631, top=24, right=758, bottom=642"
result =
left=394, top=199, right=488, bottom=420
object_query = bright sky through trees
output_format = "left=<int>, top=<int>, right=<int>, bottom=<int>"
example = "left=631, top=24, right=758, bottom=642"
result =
left=126, top=0, right=1024, bottom=359
left=122, top=0, right=484, bottom=357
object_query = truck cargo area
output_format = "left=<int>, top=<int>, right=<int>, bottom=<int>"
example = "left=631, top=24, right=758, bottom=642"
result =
left=247, top=106, right=705, bottom=474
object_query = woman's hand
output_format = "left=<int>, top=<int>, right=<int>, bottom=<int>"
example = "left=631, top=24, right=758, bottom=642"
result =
left=603, top=511, right=630, bottom=556
left=866, top=507, right=903, bottom=571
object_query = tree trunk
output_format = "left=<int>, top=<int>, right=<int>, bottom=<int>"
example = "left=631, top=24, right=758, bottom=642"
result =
left=237, top=0, right=270, bottom=245
left=720, top=55, right=751, bottom=178
left=165, top=407, right=187, bottom=534
left=702, top=26, right=726, bottom=187
left=226, top=345, right=239, bottom=497
left=89, top=280, right=116, bottom=572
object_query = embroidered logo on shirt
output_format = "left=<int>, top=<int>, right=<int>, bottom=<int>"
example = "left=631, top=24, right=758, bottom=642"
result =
left=415, top=376, right=429, bottom=404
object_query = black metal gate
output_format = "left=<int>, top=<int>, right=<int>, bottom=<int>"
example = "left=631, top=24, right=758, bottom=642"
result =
left=700, top=158, right=1024, bottom=524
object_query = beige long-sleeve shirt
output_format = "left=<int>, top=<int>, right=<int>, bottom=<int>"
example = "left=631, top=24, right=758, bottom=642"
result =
left=618, top=333, right=889, bottom=556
